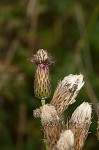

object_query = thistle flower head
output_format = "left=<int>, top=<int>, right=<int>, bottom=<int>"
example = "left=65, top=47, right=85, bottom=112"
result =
left=29, top=49, right=54, bottom=65
left=69, top=102, right=92, bottom=150
left=30, top=49, right=53, bottom=99
left=51, top=74, right=84, bottom=115
left=56, top=130, right=74, bottom=150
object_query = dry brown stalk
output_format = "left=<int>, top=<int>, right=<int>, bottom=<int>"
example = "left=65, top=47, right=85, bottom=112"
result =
left=41, top=104, right=61, bottom=150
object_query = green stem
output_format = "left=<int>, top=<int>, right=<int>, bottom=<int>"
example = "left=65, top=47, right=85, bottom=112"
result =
left=45, top=139, right=49, bottom=150
left=41, top=99, right=49, bottom=150
left=41, top=99, right=45, bottom=106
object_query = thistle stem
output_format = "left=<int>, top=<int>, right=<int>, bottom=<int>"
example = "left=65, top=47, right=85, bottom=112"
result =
left=45, top=140, right=49, bottom=150
left=41, top=99, right=45, bottom=106
left=41, top=99, right=49, bottom=150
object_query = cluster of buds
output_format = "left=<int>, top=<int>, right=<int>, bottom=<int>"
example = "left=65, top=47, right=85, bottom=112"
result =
left=30, top=49, right=93, bottom=150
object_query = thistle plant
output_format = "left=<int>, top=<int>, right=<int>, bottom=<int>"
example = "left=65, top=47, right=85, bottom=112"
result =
left=30, top=49, right=96, bottom=150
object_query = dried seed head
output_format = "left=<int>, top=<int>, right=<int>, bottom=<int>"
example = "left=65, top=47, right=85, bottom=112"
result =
left=29, top=49, right=54, bottom=65
left=51, top=74, right=84, bottom=115
left=56, top=130, right=74, bottom=150
left=70, top=102, right=92, bottom=125
left=41, top=104, right=59, bottom=126
left=41, top=104, right=61, bottom=150
left=69, top=102, right=92, bottom=150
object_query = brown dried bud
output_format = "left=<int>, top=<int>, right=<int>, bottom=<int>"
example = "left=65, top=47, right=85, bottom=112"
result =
left=51, top=74, right=84, bottom=115
left=56, top=130, right=74, bottom=150
left=69, top=102, right=92, bottom=150
left=41, top=104, right=61, bottom=150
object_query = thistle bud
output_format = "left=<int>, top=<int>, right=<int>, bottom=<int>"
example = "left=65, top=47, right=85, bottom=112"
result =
left=51, top=74, right=84, bottom=115
left=69, top=102, right=92, bottom=150
left=30, top=49, right=54, bottom=99
left=56, top=130, right=74, bottom=150
left=41, top=104, right=61, bottom=150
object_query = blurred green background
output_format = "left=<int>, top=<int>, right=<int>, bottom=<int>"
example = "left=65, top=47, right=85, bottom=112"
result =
left=0, top=0, right=99, bottom=149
